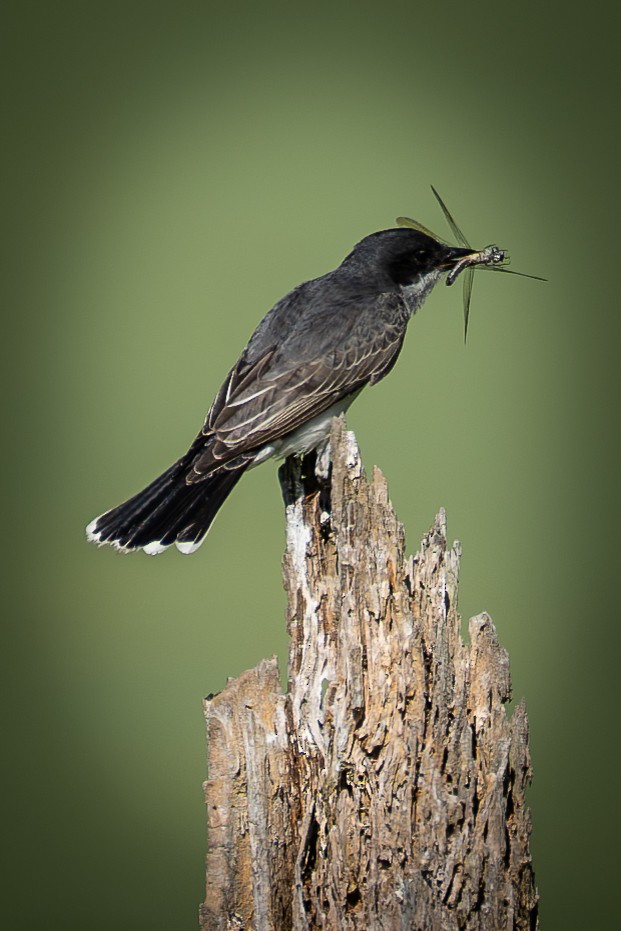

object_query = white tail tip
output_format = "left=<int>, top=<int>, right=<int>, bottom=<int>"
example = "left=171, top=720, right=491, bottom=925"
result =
left=142, top=541, right=170, bottom=556
left=175, top=537, right=206, bottom=555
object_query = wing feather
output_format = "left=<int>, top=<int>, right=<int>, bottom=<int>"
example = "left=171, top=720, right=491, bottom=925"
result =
left=190, top=293, right=407, bottom=478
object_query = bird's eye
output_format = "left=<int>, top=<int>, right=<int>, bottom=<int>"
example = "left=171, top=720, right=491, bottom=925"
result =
left=417, top=249, right=429, bottom=260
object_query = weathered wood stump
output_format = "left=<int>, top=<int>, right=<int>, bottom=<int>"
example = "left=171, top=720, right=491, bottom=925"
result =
left=199, top=418, right=538, bottom=930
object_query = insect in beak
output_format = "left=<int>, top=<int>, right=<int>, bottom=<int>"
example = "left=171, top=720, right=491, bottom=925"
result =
left=445, top=244, right=507, bottom=285
left=397, top=186, right=546, bottom=341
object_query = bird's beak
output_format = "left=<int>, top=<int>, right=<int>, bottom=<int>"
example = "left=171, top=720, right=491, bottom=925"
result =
left=440, top=246, right=479, bottom=270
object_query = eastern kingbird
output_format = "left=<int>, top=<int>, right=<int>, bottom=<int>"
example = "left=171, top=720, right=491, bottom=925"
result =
left=86, top=190, right=542, bottom=555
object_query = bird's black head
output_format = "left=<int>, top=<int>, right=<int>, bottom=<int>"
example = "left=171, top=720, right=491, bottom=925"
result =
left=342, top=228, right=474, bottom=289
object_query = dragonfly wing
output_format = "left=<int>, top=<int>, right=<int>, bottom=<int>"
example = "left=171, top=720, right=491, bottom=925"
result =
left=395, top=216, right=448, bottom=244
left=477, top=265, right=548, bottom=281
left=430, top=185, right=471, bottom=248
left=463, top=266, right=474, bottom=342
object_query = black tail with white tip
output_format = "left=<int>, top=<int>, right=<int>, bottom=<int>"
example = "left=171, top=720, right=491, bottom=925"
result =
left=86, top=453, right=249, bottom=555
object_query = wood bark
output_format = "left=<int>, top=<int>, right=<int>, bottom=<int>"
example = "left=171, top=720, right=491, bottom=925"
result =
left=199, top=417, right=539, bottom=931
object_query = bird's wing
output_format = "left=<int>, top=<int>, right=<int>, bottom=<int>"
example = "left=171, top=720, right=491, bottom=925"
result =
left=189, top=293, right=406, bottom=479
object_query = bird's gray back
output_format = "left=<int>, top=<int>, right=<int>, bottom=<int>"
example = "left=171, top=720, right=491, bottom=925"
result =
left=243, top=267, right=412, bottom=371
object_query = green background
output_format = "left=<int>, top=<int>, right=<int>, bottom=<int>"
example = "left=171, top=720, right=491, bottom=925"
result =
left=4, top=2, right=619, bottom=928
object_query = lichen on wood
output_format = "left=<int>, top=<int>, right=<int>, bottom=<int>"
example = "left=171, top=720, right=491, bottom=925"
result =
left=200, top=417, right=538, bottom=931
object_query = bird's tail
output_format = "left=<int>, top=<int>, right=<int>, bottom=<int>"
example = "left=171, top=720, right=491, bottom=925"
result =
left=85, top=454, right=249, bottom=555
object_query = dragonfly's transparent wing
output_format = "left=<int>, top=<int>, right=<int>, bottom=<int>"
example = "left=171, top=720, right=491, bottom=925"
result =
left=463, top=266, right=474, bottom=342
left=395, top=216, right=448, bottom=244
left=430, top=185, right=470, bottom=248
left=478, top=266, right=548, bottom=281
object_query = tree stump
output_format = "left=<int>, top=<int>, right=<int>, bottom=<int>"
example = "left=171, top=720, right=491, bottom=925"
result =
left=199, top=418, right=539, bottom=930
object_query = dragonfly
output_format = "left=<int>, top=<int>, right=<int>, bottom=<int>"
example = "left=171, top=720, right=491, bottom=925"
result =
left=396, top=186, right=546, bottom=340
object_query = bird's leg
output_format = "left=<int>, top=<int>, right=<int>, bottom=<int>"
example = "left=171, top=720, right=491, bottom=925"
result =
left=278, top=451, right=319, bottom=505
left=278, top=444, right=333, bottom=519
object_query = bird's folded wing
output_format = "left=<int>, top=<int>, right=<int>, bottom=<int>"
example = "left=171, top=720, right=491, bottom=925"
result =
left=190, top=317, right=405, bottom=478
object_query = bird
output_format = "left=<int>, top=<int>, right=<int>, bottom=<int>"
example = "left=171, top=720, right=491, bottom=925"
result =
left=86, top=191, right=541, bottom=556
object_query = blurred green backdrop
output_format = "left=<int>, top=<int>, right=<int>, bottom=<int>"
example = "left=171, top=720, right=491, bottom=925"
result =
left=4, top=1, right=619, bottom=928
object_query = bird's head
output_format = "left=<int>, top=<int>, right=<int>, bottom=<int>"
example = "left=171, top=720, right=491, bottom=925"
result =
left=343, top=228, right=478, bottom=289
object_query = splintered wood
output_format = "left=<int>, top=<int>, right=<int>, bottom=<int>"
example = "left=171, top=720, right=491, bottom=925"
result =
left=200, top=418, right=538, bottom=931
